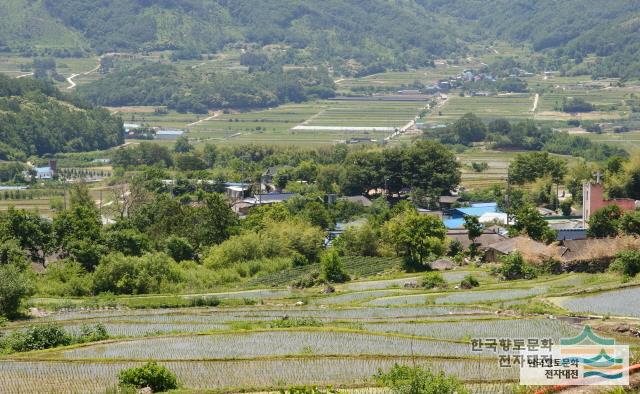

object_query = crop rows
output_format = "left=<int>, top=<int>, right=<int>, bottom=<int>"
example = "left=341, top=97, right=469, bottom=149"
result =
left=363, top=318, right=580, bottom=341
left=432, top=287, right=548, bottom=305
left=366, top=287, right=548, bottom=306
left=58, top=331, right=473, bottom=360
left=20, top=306, right=490, bottom=329
left=0, top=357, right=516, bottom=393
left=312, top=290, right=411, bottom=305
left=249, top=256, right=402, bottom=287
left=557, top=286, right=640, bottom=317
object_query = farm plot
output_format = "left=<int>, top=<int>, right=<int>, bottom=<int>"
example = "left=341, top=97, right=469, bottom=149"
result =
left=20, top=306, right=489, bottom=328
left=342, top=276, right=423, bottom=291
left=552, top=286, right=640, bottom=318
left=0, top=357, right=516, bottom=393
left=363, top=318, right=581, bottom=341
left=301, top=100, right=425, bottom=129
left=366, top=287, right=547, bottom=306
left=249, top=256, right=402, bottom=287
left=427, top=94, right=534, bottom=122
left=187, top=101, right=388, bottom=145
left=58, top=331, right=474, bottom=360
left=311, top=290, right=413, bottom=305
left=581, top=130, right=640, bottom=152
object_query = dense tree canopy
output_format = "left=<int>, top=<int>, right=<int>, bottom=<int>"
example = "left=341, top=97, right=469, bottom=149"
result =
left=0, top=74, right=123, bottom=159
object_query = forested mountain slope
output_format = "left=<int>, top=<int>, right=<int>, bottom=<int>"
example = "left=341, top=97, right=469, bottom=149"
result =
left=6, top=0, right=462, bottom=71
left=3, top=0, right=640, bottom=78
left=0, top=74, right=123, bottom=159
left=420, top=0, right=640, bottom=78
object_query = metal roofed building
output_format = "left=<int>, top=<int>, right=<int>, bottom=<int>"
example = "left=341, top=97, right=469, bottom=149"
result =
left=155, top=130, right=185, bottom=140
left=443, top=202, right=499, bottom=229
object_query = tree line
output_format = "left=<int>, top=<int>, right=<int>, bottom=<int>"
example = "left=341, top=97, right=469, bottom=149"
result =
left=78, top=62, right=335, bottom=113
left=431, top=113, right=627, bottom=162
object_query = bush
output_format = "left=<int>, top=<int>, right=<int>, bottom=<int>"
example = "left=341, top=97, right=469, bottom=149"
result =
left=0, top=323, right=108, bottom=353
left=103, top=228, right=150, bottom=257
left=422, top=272, right=447, bottom=289
left=620, top=211, right=640, bottom=236
left=118, top=362, right=178, bottom=392
left=447, top=239, right=464, bottom=257
left=77, top=323, right=108, bottom=343
left=291, top=272, right=322, bottom=288
left=610, top=250, right=640, bottom=277
left=333, top=223, right=380, bottom=257
left=291, top=253, right=310, bottom=267
left=37, top=260, right=92, bottom=297
left=1, top=323, right=71, bottom=352
left=588, top=205, right=622, bottom=238
left=320, top=250, right=350, bottom=283
left=189, top=296, right=221, bottom=307
left=560, top=199, right=573, bottom=216
left=165, top=236, right=195, bottom=262
left=268, top=317, right=322, bottom=328
left=0, top=264, right=33, bottom=319
left=498, top=252, right=537, bottom=280
left=460, top=274, right=479, bottom=289
left=92, top=253, right=182, bottom=295
left=375, top=364, right=469, bottom=394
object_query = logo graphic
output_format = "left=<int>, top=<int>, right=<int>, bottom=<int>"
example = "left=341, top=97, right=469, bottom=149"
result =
left=520, top=325, right=629, bottom=386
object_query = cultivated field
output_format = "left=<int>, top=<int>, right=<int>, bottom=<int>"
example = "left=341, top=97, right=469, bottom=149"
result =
left=4, top=263, right=640, bottom=393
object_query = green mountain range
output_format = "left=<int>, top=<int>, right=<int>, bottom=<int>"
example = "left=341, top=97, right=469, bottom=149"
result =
left=2, top=0, right=640, bottom=77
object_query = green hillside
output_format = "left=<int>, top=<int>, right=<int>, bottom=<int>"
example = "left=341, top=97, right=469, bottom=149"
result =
left=420, top=0, right=640, bottom=78
left=3, top=0, right=640, bottom=78
left=38, top=0, right=461, bottom=71
left=0, top=74, right=124, bottom=159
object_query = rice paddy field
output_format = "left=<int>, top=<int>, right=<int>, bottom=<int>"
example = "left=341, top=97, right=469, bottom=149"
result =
left=3, top=269, right=640, bottom=393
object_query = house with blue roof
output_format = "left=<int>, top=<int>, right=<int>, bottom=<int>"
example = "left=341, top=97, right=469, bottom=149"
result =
left=443, top=202, right=499, bottom=229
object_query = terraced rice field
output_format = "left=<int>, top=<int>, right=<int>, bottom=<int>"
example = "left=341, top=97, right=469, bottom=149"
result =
left=0, top=358, right=516, bottom=393
left=363, top=318, right=581, bottom=341
left=4, top=271, right=640, bottom=392
left=553, top=286, right=640, bottom=318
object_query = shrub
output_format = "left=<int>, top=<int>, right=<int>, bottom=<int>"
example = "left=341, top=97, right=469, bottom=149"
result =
left=118, top=362, right=178, bottom=392
left=460, top=274, right=479, bottom=289
left=77, top=323, right=108, bottom=343
left=291, top=253, right=310, bottom=267
left=292, top=272, right=322, bottom=288
left=92, top=253, right=182, bottom=295
left=447, top=239, right=464, bottom=257
left=165, top=236, right=195, bottom=262
left=103, top=228, right=150, bottom=257
left=610, top=250, right=640, bottom=277
left=560, top=199, right=573, bottom=216
left=333, top=222, right=380, bottom=257
left=189, top=296, right=221, bottom=307
left=0, top=264, right=33, bottom=319
left=37, top=260, right=92, bottom=297
left=375, top=364, right=469, bottom=394
left=1, top=323, right=71, bottom=352
left=588, top=205, right=622, bottom=238
left=422, top=272, right=447, bottom=289
left=320, top=250, right=350, bottom=283
left=620, top=211, right=640, bottom=236
left=498, top=252, right=537, bottom=280
left=268, top=317, right=322, bottom=328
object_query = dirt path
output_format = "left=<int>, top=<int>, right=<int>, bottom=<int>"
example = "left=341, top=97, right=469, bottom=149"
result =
left=531, top=93, right=539, bottom=112
left=66, top=63, right=100, bottom=90
left=16, top=72, right=34, bottom=79
left=187, top=110, right=223, bottom=127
